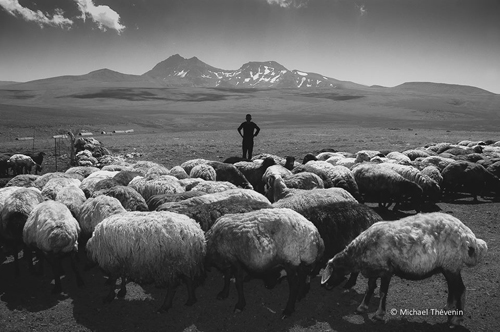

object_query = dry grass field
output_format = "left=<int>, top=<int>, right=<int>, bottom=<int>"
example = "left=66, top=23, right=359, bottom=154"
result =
left=0, top=86, right=499, bottom=332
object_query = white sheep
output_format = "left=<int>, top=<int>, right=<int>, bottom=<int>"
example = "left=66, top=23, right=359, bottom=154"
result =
left=94, top=185, right=148, bottom=212
left=385, top=151, right=412, bottom=164
left=234, top=157, right=276, bottom=193
left=23, top=200, right=84, bottom=293
left=77, top=195, right=126, bottom=241
left=65, top=166, right=100, bottom=178
left=8, top=154, right=38, bottom=175
left=5, top=174, right=40, bottom=188
left=129, top=175, right=184, bottom=202
left=86, top=211, right=206, bottom=312
left=169, top=165, right=190, bottom=179
left=321, top=212, right=488, bottom=327
left=180, top=158, right=209, bottom=174
left=188, top=180, right=237, bottom=194
left=420, top=165, right=443, bottom=186
left=55, top=185, right=87, bottom=217
left=41, top=177, right=82, bottom=200
left=206, top=208, right=324, bottom=318
left=190, top=163, right=217, bottom=181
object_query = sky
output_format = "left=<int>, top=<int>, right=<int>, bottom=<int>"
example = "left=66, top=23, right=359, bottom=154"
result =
left=1, top=0, right=499, bottom=93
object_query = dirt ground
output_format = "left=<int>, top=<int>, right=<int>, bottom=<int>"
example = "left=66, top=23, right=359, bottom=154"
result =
left=0, top=125, right=499, bottom=332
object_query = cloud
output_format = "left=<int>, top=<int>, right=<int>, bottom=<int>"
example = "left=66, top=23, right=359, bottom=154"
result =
left=0, top=0, right=73, bottom=28
left=74, top=0, right=125, bottom=34
left=266, top=0, right=310, bottom=9
left=356, top=3, right=367, bottom=17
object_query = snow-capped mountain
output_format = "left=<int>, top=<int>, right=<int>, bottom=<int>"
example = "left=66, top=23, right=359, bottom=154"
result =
left=143, top=54, right=360, bottom=89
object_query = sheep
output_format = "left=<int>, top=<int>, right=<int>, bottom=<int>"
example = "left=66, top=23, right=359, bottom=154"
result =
left=41, top=177, right=81, bottom=200
left=486, top=161, right=500, bottom=178
left=147, top=191, right=206, bottom=211
left=35, top=172, right=83, bottom=190
left=5, top=174, right=40, bottom=188
left=180, top=158, right=209, bottom=174
left=144, top=164, right=170, bottom=178
left=402, top=149, right=432, bottom=161
left=234, top=157, right=276, bottom=194
left=168, top=165, right=190, bottom=179
left=293, top=161, right=361, bottom=202
left=441, top=161, right=500, bottom=201
left=379, top=163, right=441, bottom=203
left=205, top=161, right=253, bottom=189
left=223, top=156, right=250, bottom=164
left=79, top=170, right=119, bottom=197
left=291, top=163, right=334, bottom=188
left=0, top=154, right=12, bottom=177
left=23, top=200, right=84, bottom=293
left=283, top=172, right=324, bottom=191
left=94, top=186, right=148, bottom=212
left=420, top=165, right=443, bottom=186
left=262, top=164, right=293, bottom=189
left=157, top=190, right=272, bottom=231
left=190, top=164, right=217, bottom=181
left=187, top=180, right=237, bottom=194
left=321, top=212, right=488, bottom=327
left=206, top=208, right=324, bottom=318
left=55, top=185, right=87, bottom=218
left=91, top=178, right=122, bottom=195
left=352, top=163, right=423, bottom=211
left=385, top=151, right=412, bottom=165
left=26, top=152, right=46, bottom=175
left=77, top=195, right=126, bottom=242
left=65, top=166, right=100, bottom=179
left=354, top=150, right=382, bottom=163
left=279, top=201, right=382, bottom=289
left=270, top=175, right=357, bottom=207
left=129, top=175, right=184, bottom=202
left=86, top=211, right=206, bottom=312
left=101, top=164, right=133, bottom=172
left=0, top=187, right=44, bottom=275
left=8, top=154, right=39, bottom=175
left=127, top=161, right=168, bottom=176
left=112, top=170, right=143, bottom=186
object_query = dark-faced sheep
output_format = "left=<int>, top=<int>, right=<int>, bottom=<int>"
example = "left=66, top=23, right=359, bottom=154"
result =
left=206, top=161, right=253, bottom=190
left=206, top=208, right=324, bottom=318
left=234, top=157, right=276, bottom=194
left=321, top=212, right=487, bottom=327
left=86, top=211, right=206, bottom=313
left=23, top=200, right=84, bottom=293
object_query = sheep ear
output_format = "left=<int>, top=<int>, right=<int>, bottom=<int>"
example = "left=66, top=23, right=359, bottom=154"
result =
left=321, top=264, right=333, bottom=284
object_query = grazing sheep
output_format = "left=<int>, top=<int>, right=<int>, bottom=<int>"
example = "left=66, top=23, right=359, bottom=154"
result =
left=441, top=161, right=500, bottom=201
left=147, top=191, right=206, bottom=211
left=486, top=161, right=500, bottom=178
left=23, top=200, right=84, bottom=293
left=379, top=163, right=441, bottom=203
left=353, top=163, right=423, bottom=211
left=415, top=155, right=456, bottom=172
left=128, top=161, right=167, bottom=176
left=144, top=165, right=170, bottom=178
left=100, top=164, right=133, bottom=172
left=0, top=187, right=44, bottom=275
left=91, top=178, right=122, bottom=195
left=321, top=212, right=488, bottom=327
left=206, top=161, right=253, bottom=189
left=234, top=157, right=276, bottom=194
left=402, top=149, right=432, bottom=161
left=0, top=154, right=12, bottom=177
left=112, top=170, right=143, bottom=186
left=86, top=211, right=206, bottom=312
left=282, top=201, right=382, bottom=288
left=190, top=164, right=217, bottom=181
left=26, top=152, right=46, bottom=175
left=65, top=166, right=100, bottom=179
left=55, top=186, right=87, bottom=218
left=80, top=170, right=120, bottom=197
left=206, top=208, right=324, bottom=318
left=129, top=175, right=184, bottom=202
left=8, top=154, right=39, bottom=175
left=187, top=180, right=237, bottom=194
left=180, top=158, right=209, bottom=174
left=283, top=172, right=324, bottom=191
left=35, top=172, right=83, bottom=190
left=420, top=165, right=443, bottom=186
left=41, top=177, right=81, bottom=200
left=95, top=186, right=148, bottom=212
left=385, top=151, right=411, bottom=165
left=77, top=195, right=126, bottom=242
left=354, top=150, right=382, bottom=163
left=169, top=166, right=190, bottom=180
left=157, top=190, right=272, bottom=231
left=5, top=174, right=40, bottom=188
left=262, top=164, right=293, bottom=190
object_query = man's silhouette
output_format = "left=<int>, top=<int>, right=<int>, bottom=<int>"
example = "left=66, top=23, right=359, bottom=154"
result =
left=237, top=114, right=260, bottom=160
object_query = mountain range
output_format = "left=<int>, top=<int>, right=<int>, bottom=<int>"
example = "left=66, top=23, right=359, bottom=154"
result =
left=1, top=54, right=495, bottom=95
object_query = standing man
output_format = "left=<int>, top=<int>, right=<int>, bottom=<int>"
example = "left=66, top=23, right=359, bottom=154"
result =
left=237, top=114, right=260, bottom=160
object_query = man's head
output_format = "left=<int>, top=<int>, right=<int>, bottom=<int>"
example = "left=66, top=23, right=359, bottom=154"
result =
left=246, top=114, right=252, bottom=121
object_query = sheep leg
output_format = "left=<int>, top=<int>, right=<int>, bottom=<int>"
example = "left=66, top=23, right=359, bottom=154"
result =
left=47, top=255, right=63, bottom=294
left=282, top=266, right=299, bottom=319
left=443, top=271, right=466, bottom=326
left=183, top=276, right=197, bottom=306
left=158, top=282, right=178, bottom=313
left=374, top=275, right=391, bottom=321
left=296, top=266, right=309, bottom=301
left=216, top=268, right=232, bottom=300
left=343, top=272, right=359, bottom=289
left=117, top=277, right=127, bottom=298
left=233, top=266, right=247, bottom=313
left=103, top=276, right=118, bottom=303
left=357, top=277, right=377, bottom=313
left=70, top=251, right=85, bottom=288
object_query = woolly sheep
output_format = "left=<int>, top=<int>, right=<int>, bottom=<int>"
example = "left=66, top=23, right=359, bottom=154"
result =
left=147, top=191, right=206, bottom=211
left=169, top=165, right=190, bottom=179
left=206, top=208, right=324, bottom=318
left=190, top=164, right=217, bottom=181
left=23, top=200, right=84, bottom=293
left=262, top=164, right=293, bottom=188
left=5, top=174, right=39, bottom=188
left=41, top=177, right=81, bottom=200
left=26, top=152, right=46, bottom=175
left=353, top=163, right=423, bottom=211
left=80, top=171, right=119, bottom=198
left=8, top=154, right=38, bottom=175
left=0, top=154, right=11, bottom=177
left=129, top=175, right=184, bottom=202
left=86, top=211, right=206, bottom=312
left=65, top=166, right=100, bottom=179
left=35, top=172, right=83, bottom=190
left=0, top=187, right=44, bottom=275
left=205, top=161, right=253, bottom=190
left=94, top=186, right=148, bottom=212
left=188, top=180, right=237, bottom=194
left=129, top=161, right=168, bottom=176
left=100, top=164, right=133, bottom=172
left=157, top=189, right=272, bottom=231
left=234, top=157, right=276, bottom=194
left=144, top=165, right=170, bottom=178
left=420, top=165, right=443, bottom=186
left=321, top=212, right=488, bottom=327
left=181, top=158, right=209, bottom=174
left=112, top=170, right=143, bottom=186
left=402, top=149, right=432, bottom=160
left=55, top=185, right=87, bottom=217
left=77, top=195, right=126, bottom=241
left=385, top=151, right=412, bottom=164
left=486, top=161, right=500, bottom=178
left=354, top=150, right=382, bottom=163
left=414, top=155, right=456, bottom=172
left=283, top=172, right=324, bottom=191
left=91, top=178, right=122, bottom=195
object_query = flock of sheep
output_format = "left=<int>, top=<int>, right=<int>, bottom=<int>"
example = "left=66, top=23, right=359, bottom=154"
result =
left=0, top=137, right=497, bottom=328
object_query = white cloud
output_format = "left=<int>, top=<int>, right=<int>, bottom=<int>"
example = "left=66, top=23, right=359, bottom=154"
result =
left=0, top=0, right=73, bottom=28
left=266, top=0, right=310, bottom=9
left=74, top=0, right=125, bottom=34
